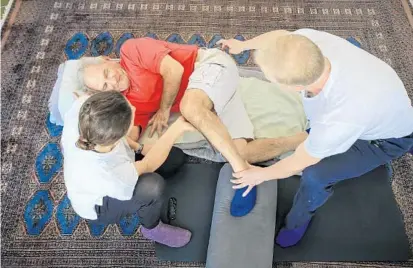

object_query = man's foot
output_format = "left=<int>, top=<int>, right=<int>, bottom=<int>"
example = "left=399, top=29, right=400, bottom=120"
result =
left=141, top=221, right=191, bottom=248
left=275, top=220, right=311, bottom=248
left=230, top=186, right=257, bottom=217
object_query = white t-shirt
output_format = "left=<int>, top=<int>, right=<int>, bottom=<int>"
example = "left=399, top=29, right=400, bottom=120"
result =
left=293, top=29, right=413, bottom=159
left=61, top=97, right=139, bottom=220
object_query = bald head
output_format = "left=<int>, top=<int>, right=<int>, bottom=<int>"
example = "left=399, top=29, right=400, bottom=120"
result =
left=81, top=59, right=130, bottom=92
left=254, top=34, right=325, bottom=86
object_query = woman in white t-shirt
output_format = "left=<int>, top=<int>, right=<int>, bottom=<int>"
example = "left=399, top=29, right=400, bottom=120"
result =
left=61, top=90, right=194, bottom=247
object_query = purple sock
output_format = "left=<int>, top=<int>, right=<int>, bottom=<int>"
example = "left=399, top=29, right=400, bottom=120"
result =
left=141, top=221, right=191, bottom=248
left=275, top=220, right=311, bottom=248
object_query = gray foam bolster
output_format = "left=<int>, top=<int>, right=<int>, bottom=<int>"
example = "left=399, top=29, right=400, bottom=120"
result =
left=206, top=164, right=278, bottom=268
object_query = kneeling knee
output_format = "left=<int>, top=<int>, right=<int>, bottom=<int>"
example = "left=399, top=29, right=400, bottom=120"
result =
left=301, top=165, right=331, bottom=190
left=136, top=173, right=165, bottom=199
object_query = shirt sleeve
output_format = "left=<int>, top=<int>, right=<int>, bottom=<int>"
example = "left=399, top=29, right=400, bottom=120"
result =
left=304, top=121, right=365, bottom=159
left=134, top=113, right=151, bottom=132
left=120, top=38, right=171, bottom=74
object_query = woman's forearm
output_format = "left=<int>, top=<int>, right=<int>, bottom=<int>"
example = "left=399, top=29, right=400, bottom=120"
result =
left=139, top=124, right=183, bottom=173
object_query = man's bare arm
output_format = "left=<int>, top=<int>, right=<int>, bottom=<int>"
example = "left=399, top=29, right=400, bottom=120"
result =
left=159, top=55, right=184, bottom=111
left=148, top=55, right=184, bottom=137
left=243, top=131, right=308, bottom=163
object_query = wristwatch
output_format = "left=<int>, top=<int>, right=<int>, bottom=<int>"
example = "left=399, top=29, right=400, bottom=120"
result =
left=134, top=143, right=144, bottom=155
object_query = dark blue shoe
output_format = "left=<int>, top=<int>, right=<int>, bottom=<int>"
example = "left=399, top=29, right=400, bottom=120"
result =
left=275, top=220, right=311, bottom=248
left=230, top=186, right=257, bottom=217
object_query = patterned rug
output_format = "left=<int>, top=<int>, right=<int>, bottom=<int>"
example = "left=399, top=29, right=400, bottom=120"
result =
left=2, top=0, right=413, bottom=267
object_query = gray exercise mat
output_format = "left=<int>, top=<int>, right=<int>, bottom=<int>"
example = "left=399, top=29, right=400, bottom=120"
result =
left=206, top=164, right=278, bottom=268
left=155, top=163, right=223, bottom=261
left=155, top=164, right=410, bottom=262
left=273, top=165, right=410, bottom=261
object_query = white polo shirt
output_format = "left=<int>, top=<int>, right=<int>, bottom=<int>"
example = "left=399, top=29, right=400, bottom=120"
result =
left=294, top=29, right=413, bottom=159
left=61, top=97, right=139, bottom=220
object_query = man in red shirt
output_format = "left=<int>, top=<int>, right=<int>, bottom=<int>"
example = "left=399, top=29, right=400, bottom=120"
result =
left=81, top=37, right=306, bottom=217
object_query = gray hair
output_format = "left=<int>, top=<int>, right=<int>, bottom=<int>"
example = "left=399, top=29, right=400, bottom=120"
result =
left=76, top=57, right=105, bottom=95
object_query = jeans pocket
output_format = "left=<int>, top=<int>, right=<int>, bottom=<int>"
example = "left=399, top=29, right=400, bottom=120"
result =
left=370, top=139, right=384, bottom=147
left=372, top=138, right=412, bottom=159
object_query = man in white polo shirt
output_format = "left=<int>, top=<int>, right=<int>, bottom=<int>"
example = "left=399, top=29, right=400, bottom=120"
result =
left=219, top=29, right=413, bottom=247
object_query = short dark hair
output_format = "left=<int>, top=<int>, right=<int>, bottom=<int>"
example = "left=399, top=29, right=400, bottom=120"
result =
left=76, top=91, right=132, bottom=151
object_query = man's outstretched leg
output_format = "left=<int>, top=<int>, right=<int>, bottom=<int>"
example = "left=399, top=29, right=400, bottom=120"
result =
left=242, top=132, right=308, bottom=164
left=180, top=48, right=256, bottom=217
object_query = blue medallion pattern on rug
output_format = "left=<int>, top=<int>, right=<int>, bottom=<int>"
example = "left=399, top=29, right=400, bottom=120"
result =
left=188, top=34, right=207, bottom=47
left=46, top=113, right=63, bottom=137
left=56, top=195, right=81, bottom=235
left=24, top=190, right=54, bottom=235
left=232, top=35, right=250, bottom=64
left=115, top=33, right=134, bottom=57
left=64, top=32, right=251, bottom=65
left=87, top=221, right=107, bottom=236
left=91, top=31, right=114, bottom=56
left=65, top=32, right=89, bottom=60
left=145, top=32, right=159, bottom=40
left=35, top=143, right=62, bottom=184
left=118, top=212, right=140, bottom=236
left=166, top=33, right=186, bottom=44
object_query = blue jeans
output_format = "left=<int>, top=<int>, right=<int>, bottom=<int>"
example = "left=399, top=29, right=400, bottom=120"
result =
left=285, top=132, right=413, bottom=229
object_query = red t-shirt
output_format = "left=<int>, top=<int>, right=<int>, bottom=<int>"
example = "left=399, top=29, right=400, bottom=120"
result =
left=120, top=38, right=198, bottom=131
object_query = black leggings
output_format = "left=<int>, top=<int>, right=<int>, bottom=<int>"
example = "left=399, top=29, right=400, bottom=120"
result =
left=92, top=147, right=186, bottom=229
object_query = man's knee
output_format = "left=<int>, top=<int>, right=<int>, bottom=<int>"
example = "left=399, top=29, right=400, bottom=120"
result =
left=180, top=89, right=213, bottom=120
left=135, top=173, right=165, bottom=200
left=156, top=147, right=186, bottom=177
left=301, top=164, right=328, bottom=189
